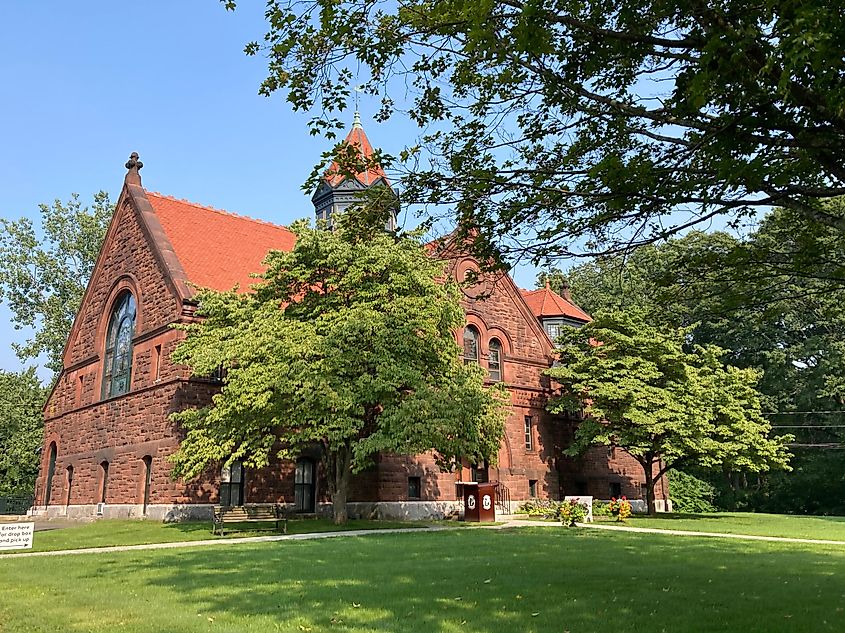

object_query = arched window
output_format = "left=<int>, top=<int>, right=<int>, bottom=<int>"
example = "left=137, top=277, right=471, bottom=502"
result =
left=45, top=442, right=57, bottom=506
left=463, top=325, right=480, bottom=364
left=102, top=292, right=136, bottom=399
left=488, top=338, right=502, bottom=382
left=65, top=465, right=74, bottom=507
left=99, top=461, right=110, bottom=504
left=141, top=456, right=153, bottom=515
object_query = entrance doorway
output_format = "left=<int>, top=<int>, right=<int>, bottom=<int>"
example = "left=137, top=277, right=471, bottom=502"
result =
left=294, top=458, right=316, bottom=513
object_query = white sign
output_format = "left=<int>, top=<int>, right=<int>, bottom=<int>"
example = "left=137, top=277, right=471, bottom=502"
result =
left=0, top=522, right=34, bottom=550
left=467, top=495, right=477, bottom=510
left=482, top=494, right=492, bottom=511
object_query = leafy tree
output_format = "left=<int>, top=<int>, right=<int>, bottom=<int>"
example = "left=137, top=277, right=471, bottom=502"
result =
left=0, top=368, right=46, bottom=496
left=0, top=193, right=113, bottom=374
left=227, top=0, right=845, bottom=262
left=547, top=310, right=791, bottom=514
left=667, top=470, right=717, bottom=514
left=170, top=209, right=506, bottom=523
left=550, top=209, right=845, bottom=513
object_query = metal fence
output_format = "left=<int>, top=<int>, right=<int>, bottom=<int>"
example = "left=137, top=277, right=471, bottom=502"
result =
left=0, top=496, right=33, bottom=515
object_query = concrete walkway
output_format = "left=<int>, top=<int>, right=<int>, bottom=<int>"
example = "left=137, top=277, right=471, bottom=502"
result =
left=0, top=525, right=456, bottom=559
left=578, top=521, right=845, bottom=546
left=4, top=518, right=843, bottom=559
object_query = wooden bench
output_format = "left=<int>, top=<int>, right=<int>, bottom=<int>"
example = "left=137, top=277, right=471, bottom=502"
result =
left=212, top=504, right=288, bottom=536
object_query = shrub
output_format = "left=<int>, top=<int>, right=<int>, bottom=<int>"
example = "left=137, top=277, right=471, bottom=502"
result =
left=560, top=499, right=587, bottom=527
left=608, top=497, right=632, bottom=522
left=592, top=500, right=611, bottom=517
left=669, top=470, right=717, bottom=513
left=516, top=498, right=562, bottom=519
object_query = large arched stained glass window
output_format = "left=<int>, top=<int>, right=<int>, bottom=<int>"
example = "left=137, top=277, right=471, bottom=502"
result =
left=102, top=292, right=136, bottom=399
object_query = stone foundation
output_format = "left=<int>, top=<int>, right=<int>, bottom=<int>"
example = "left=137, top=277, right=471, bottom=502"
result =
left=30, top=503, right=215, bottom=522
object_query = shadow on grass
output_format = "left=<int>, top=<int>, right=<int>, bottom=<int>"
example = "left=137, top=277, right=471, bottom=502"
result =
left=160, top=518, right=424, bottom=539
left=624, top=512, right=734, bottom=522
left=629, top=512, right=845, bottom=523
left=103, top=528, right=845, bottom=633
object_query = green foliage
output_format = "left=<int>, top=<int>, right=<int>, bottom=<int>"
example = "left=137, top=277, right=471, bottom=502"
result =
left=608, top=497, right=632, bottom=522
left=592, top=499, right=611, bottom=517
left=0, top=368, right=47, bottom=496
left=547, top=310, right=792, bottom=514
left=0, top=193, right=112, bottom=374
left=669, top=471, right=717, bottom=514
left=559, top=499, right=587, bottom=527
left=553, top=203, right=845, bottom=515
left=170, top=209, right=506, bottom=523
left=516, top=498, right=561, bottom=519
left=228, top=0, right=845, bottom=262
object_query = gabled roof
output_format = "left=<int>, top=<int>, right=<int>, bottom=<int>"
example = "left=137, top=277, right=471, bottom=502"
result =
left=147, top=193, right=296, bottom=293
left=520, top=282, right=592, bottom=322
left=324, top=115, right=390, bottom=188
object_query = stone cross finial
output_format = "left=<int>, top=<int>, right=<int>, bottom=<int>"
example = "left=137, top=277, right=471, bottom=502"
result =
left=125, top=152, right=143, bottom=185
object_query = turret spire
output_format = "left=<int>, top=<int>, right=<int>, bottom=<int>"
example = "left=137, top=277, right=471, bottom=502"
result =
left=312, top=115, right=398, bottom=230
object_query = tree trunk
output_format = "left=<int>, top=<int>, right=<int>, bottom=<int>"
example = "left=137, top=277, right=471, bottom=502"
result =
left=328, top=442, right=353, bottom=525
left=643, top=461, right=657, bottom=516
left=332, top=485, right=348, bottom=525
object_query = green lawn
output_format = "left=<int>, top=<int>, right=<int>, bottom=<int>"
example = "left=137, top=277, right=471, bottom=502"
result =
left=0, top=518, right=421, bottom=554
left=0, top=527, right=843, bottom=632
left=620, top=512, right=845, bottom=541
left=516, top=511, right=845, bottom=541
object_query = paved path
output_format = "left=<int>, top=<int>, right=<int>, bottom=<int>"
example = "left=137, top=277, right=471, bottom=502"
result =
left=0, top=526, right=456, bottom=559
left=578, top=521, right=845, bottom=546
left=4, top=518, right=843, bottom=559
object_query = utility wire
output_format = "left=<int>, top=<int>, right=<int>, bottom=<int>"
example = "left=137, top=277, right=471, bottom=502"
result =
left=771, top=425, right=845, bottom=428
left=762, top=411, right=845, bottom=415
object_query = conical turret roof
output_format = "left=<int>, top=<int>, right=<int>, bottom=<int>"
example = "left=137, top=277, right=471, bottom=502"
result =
left=324, top=113, right=390, bottom=187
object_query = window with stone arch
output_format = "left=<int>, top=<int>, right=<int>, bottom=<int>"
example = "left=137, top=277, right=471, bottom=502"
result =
left=463, top=325, right=480, bottom=364
left=102, top=291, right=137, bottom=399
left=44, top=442, right=57, bottom=506
left=488, top=338, right=503, bottom=382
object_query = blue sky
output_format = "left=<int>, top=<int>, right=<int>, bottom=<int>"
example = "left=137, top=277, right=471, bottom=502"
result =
left=0, top=2, right=545, bottom=378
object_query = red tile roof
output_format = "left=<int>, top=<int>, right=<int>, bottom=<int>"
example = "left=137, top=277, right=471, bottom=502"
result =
left=325, top=120, right=390, bottom=187
left=147, top=193, right=296, bottom=293
left=520, top=282, right=591, bottom=322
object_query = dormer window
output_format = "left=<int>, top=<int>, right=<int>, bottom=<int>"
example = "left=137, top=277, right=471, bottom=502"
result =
left=102, top=291, right=136, bottom=399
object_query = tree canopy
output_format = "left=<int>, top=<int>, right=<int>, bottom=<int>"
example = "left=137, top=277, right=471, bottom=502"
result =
left=170, top=210, right=506, bottom=523
left=0, top=368, right=46, bottom=496
left=227, top=0, right=845, bottom=263
left=543, top=205, right=845, bottom=512
left=547, top=310, right=791, bottom=514
left=0, top=193, right=112, bottom=374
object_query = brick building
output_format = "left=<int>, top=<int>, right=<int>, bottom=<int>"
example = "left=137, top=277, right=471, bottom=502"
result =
left=33, top=123, right=668, bottom=520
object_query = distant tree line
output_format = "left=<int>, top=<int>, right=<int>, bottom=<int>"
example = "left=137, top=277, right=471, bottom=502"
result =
left=541, top=201, right=845, bottom=515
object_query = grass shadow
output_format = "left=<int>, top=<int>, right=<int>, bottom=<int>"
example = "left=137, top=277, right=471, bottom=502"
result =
left=4, top=528, right=840, bottom=632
